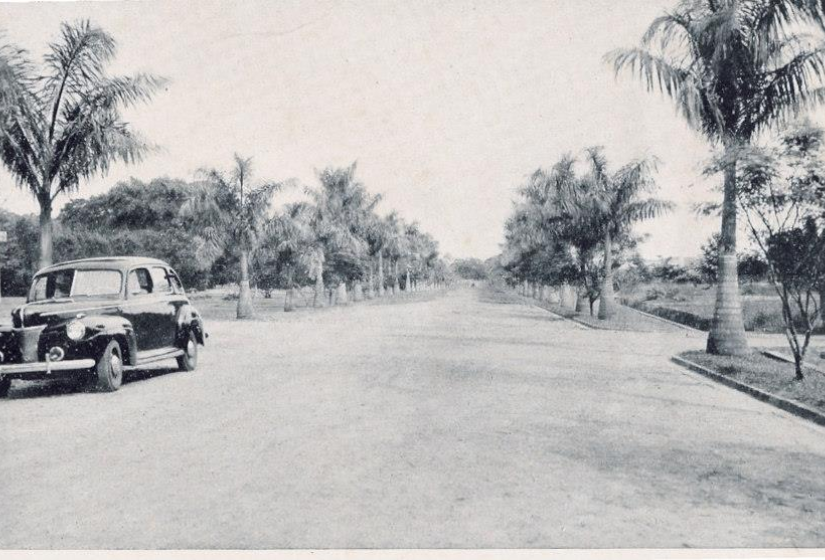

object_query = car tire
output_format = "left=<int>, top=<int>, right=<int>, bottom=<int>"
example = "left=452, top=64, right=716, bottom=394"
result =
left=95, top=340, right=124, bottom=392
left=177, top=331, right=198, bottom=372
left=0, top=377, right=11, bottom=398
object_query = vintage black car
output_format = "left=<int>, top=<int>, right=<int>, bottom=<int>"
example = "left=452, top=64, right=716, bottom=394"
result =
left=0, top=257, right=206, bottom=397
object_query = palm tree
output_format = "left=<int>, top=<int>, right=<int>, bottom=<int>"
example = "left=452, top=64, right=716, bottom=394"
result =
left=383, top=212, right=406, bottom=294
left=266, top=202, right=314, bottom=312
left=303, top=164, right=372, bottom=306
left=0, top=21, right=165, bottom=269
left=183, top=154, right=281, bottom=319
left=580, top=147, right=673, bottom=319
left=364, top=214, right=389, bottom=297
left=608, top=0, right=825, bottom=354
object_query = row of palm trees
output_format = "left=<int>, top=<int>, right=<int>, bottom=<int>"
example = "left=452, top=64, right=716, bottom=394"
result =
left=503, top=0, right=825, bottom=354
left=185, top=156, right=449, bottom=318
left=501, top=148, right=671, bottom=319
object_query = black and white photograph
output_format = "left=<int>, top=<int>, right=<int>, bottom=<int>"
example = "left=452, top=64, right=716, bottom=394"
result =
left=2, top=0, right=825, bottom=556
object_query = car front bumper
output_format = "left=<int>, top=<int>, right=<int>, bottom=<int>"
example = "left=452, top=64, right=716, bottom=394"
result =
left=0, top=359, right=96, bottom=380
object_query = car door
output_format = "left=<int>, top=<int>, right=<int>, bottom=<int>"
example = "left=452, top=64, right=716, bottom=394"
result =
left=123, top=267, right=175, bottom=352
left=147, top=266, right=178, bottom=348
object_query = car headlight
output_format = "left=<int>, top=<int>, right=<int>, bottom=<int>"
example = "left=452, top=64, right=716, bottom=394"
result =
left=66, top=320, right=86, bottom=341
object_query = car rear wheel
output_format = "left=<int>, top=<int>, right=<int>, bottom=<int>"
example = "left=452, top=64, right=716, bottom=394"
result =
left=0, top=377, right=11, bottom=398
left=95, top=340, right=123, bottom=392
left=177, top=331, right=198, bottom=372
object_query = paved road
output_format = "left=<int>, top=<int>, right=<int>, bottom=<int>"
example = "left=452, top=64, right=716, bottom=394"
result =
left=2, top=287, right=825, bottom=548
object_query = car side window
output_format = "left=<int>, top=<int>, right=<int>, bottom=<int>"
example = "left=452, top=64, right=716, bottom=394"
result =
left=167, top=269, right=184, bottom=293
left=128, top=268, right=153, bottom=297
left=149, top=267, right=173, bottom=294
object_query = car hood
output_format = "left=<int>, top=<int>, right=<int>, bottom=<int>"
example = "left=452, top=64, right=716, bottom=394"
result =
left=14, top=300, right=120, bottom=328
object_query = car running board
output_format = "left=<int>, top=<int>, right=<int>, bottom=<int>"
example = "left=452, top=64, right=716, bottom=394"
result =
left=125, top=348, right=184, bottom=370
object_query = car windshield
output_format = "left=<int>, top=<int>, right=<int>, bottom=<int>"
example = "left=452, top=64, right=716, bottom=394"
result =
left=29, top=269, right=123, bottom=302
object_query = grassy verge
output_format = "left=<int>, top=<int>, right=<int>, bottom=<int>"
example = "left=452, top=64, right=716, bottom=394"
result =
left=194, top=287, right=448, bottom=321
left=622, top=280, right=824, bottom=334
left=491, top=287, right=687, bottom=333
left=679, top=350, right=825, bottom=415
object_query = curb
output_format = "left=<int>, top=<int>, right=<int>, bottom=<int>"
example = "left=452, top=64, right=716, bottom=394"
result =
left=505, top=291, right=594, bottom=330
left=625, top=305, right=706, bottom=334
left=530, top=303, right=594, bottom=330
left=671, top=355, right=825, bottom=428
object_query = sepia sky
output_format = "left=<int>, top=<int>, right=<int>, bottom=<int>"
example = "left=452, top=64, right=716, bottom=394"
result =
left=2, top=0, right=814, bottom=261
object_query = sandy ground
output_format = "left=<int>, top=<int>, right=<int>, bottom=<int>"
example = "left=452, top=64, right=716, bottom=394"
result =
left=2, top=286, right=825, bottom=549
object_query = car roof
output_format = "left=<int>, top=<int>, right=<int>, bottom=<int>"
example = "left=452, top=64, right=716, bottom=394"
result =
left=35, top=256, right=171, bottom=276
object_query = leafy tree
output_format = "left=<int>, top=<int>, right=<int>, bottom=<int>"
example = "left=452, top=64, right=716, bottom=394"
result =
left=738, top=253, right=769, bottom=283
left=452, top=258, right=488, bottom=281
left=0, top=20, right=165, bottom=269
left=609, top=0, right=825, bottom=355
left=0, top=210, right=37, bottom=296
left=182, top=154, right=282, bottom=318
left=733, top=123, right=825, bottom=379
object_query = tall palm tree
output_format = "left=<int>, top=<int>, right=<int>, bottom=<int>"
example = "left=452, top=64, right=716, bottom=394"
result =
left=608, top=0, right=825, bottom=354
left=580, top=147, right=673, bottom=319
left=383, top=212, right=406, bottom=294
left=0, top=21, right=165, bottom=269
left=183, top=154, right=281, bottom=319
left=303, top=163, right=372, bottom=306
left=266, top=202, right=314, bottom=312
left=365, top=214, right=390, bottom=297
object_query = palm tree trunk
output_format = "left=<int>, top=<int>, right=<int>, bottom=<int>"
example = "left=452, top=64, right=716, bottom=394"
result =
left=598, top=230, right=617, bottom=320
left=393, top=261, right=400, bottom=294
left=284, top=267, right=296, bottom=312
left=575, top=288, right=587, bottom=313
left=313, top=261, right=325, bottom=308
left=366, top=262, right=375, bottom=299
left=38, top=198, right=53, bottom=270
left=378, top=252, right=385, bottom=297
left=707, top=154, right=749, bottom=355
left=237, top=250, right=253, bottom=319
left=405, top=270, right=411, bottom=292
left=337, top=282, right=348, bottom=305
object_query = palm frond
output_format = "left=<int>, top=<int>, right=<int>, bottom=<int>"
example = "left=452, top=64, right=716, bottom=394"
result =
left=753, top=44, right=825, bottom=129
left=606, top=47, right=707, bottom=130
left=42, top=20, right=117, bottom=141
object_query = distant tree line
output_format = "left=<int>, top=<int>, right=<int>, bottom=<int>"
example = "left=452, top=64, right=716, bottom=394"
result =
left=0, top=165, right=453, bottom=321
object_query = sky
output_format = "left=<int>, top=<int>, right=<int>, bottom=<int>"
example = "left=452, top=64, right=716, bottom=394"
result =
left=0, top=0, right=799, bottom=261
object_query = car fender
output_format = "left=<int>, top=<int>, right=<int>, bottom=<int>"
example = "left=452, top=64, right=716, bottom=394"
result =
left=175, top=304, right=206, bottom=346
left=76, top=315, right=138, bottom=366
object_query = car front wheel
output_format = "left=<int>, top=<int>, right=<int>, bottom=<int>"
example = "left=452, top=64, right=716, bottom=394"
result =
left=95, top=340, right=124, bottom=392
left=177, top=331, right=198, bottom=372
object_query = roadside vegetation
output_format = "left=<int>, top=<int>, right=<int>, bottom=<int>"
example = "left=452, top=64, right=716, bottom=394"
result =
left=3, top=7, right=825, bottom=382
left=0, top=23, right=454, bottom=321
left=489, top=0, right=825, bottom=388
left=679, top=350, right=825, bottom=420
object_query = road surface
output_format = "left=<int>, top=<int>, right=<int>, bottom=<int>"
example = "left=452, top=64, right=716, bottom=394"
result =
left=2, top=287, right=825, bottom=548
